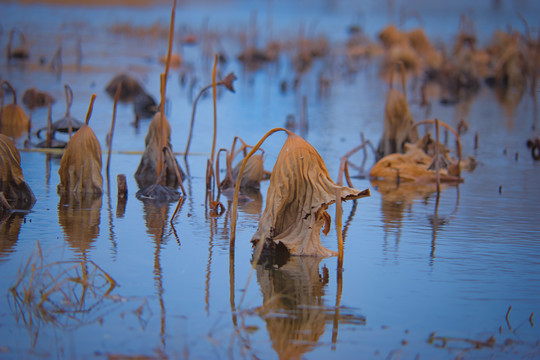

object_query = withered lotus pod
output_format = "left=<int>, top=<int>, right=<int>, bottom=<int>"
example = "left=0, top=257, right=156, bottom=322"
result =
left=0, top=134, right=35, bottom=210
left=105, top=73, right=144, bottom=103
left=250, top=132, right=370, bottom=257
left=134, top=111, right=184, bottom=189
left=0, top=80, right=29, bottom=139
left=57, top=95, right=103, bottom=195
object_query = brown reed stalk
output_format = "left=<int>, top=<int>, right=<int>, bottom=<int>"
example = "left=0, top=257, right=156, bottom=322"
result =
left=106, top=84, right=122, bottom=174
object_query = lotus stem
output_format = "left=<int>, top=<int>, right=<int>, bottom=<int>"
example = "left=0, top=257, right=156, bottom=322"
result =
left=163, top=146, right=186, bottom=197
left=106, top=83, right=122, bottom=174
left=230, top=127, right=291, bottom=246
left=434, top=118, right=441, bottom=193
left=1, top=80, right=17, bottom=104
left=64, top=84, right=74, bottom=138
left=211, top=53, right=218, bottom=166
left=84, top=94, right=96, bottom=126
left=163, top=0, right=176, bottom=84
left=412, top=118, right=462, bottom=176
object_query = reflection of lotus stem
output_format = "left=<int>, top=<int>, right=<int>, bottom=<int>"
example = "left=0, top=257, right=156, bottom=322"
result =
left=434, top=118, right=441, bottom=193
left=1, top=80, right=17, bottom=104
left=230, top=127, right=292, bottom=245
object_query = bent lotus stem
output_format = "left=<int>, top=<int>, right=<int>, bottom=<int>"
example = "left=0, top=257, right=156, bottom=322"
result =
left=184, top=72, right=237, bottom=158
left=230, top=127, right=292, bottom=246
left=412, top=118, right=462, bottom=177
left=1, top=80, right=17, bottom=104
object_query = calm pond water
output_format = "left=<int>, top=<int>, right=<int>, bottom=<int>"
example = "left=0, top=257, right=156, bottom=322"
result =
left=1, top=0, right=540, bottom=359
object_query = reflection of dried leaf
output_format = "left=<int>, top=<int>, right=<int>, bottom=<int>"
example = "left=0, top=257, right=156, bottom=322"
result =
left=251, top=133, right=370, bottom=256
left=58, top=124, right=103, bottom=195
left=256, top=257, right=327, bottom=359
left=135, top=112, right=184, bottom=189
left=0, top=81, right=29, bottom=139
left=58, top=192, right=102, bottom=254
left=0, top=213, right=25, bottom=260
left=0, top=134, right=35, bottom=210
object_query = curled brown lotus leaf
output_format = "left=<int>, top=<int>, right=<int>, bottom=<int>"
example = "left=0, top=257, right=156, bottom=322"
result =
left=377, top=88, right=418, bottom=159
left=57, top=125, right=103, bottom=195
left=230, top=153, right=264, bottom=190
left=105, top=73, right=144, bottom=103
left=370, top=143, right=462, bottom=183
left=251, top=133, right=369, bottom=257
left=0, top=134, right=35, bottom=210
left=0, top=82, right=29, bottom=139
left=134, top=111, right=184, bottom=189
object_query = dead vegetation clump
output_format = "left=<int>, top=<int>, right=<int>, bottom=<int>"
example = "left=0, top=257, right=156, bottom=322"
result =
left=57, top=95, right=103, bottom=196
left=231, top=129, right=370, bottom=257
left=0, top=134, right=35, bottom=211
left=377, top=63, right=418, bottom=159
left=0, top=80, right=30, bottom=139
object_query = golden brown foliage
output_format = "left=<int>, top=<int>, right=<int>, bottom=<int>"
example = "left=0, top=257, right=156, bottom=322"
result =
left=0, top=81, right=29, bottom=139
left=134, top=112, right=183, bottom=189
left=0, top=134, right=35, bottom=209
left=377, top=88, right=418, bottom=158
left=57, top=124, right=103, bottom=195
left=251, top=133, right=369, bottom=256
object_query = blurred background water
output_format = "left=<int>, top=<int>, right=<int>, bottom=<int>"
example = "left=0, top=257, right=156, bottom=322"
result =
left=0, top=0, right=539, bottom=358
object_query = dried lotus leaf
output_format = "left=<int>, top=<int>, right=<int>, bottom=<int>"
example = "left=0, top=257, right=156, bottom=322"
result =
left=377, top=88, right=418, bottom=158
left=0, top=134, right=35, bottom=210
left=105, top=73, right=144, bottom=103
left=251, top=133, right=369, bottom=257
left=0, top=81, right=29, bottom=139
left=135, top=111, right=184, bottom=189
left=57, top=125, right=103, bottom=195
left=230, top=153, right=264, bottom=190
left=370, top=143, right=462, bottom=183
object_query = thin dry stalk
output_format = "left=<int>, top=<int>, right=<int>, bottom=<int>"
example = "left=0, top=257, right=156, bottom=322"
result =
left=230, top=127, right=291, bottom=245
left=84, top=94, right=96, bottom=126
left=163, top=146, right=186, bottom=196
left=163, top=0, right=177, bottom=83
left=106, top=83, right=122, bottom=174
left=434, top=118, right=441, bottom=193
left=211, top=53, right=218, bottom=165
left=412, top=118, right=462, bottom=176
